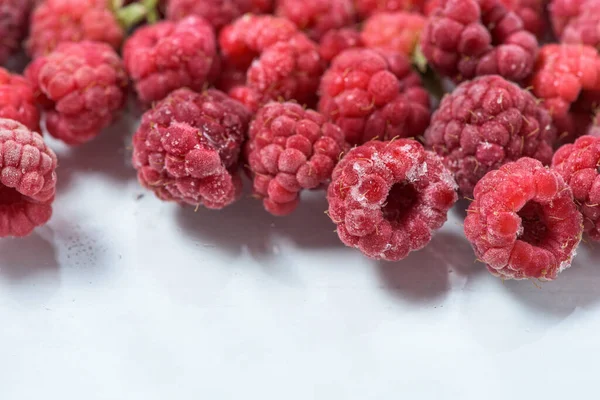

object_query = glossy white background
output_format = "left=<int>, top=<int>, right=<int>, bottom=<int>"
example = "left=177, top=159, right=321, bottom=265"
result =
left=1, top=108, right=600, bottom=399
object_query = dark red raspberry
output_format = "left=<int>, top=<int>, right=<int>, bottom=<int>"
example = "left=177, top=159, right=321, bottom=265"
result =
left=552, top=135, right=600, bottom=240
left=166, top=0, right=273, bottom=31
left=361, top=11, right=426, bottom=57
left=425, top=75, right=556, bottom=197
left=318, top=28, right=363, bottom=63
left=420, top=0, right=538, bottom=83
left=132, top=88, right=251, bottom=209
left=0, top=118, right=57, bottom=238
left=123, top=16, right=219, bottom=106
left=275, top=0, right=356, bottom=41
left=25, top=41, right=128, bottom=145
left=355, top=0, right=427, bottom=18
left=0, top=68, right=40, bottom=132
left=327, top=139, right=458, bottom=261
left=550, top=0, right=600, bottom=48
left=464, top=157, right=583, bottom=281
left=318, top=48, right=430, bottom=146
left=0, top=0, right=33, bottom=64
left=501, top=0, right=546, bottom=39
left=246, top=102, right=349, bottom=216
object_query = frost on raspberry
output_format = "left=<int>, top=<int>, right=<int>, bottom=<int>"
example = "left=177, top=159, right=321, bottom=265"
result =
left=361, top=12, right=426, bottom=58
left=465, top=158, right=583, bottom=280
left=327, top=139, right=458, bottom=261
left=318, top=48, right=430, bottom=146
left=0, top=0, right=33, bottom=64
left=0, top=68, right=39, bottom=132
left=0, top=118, right=57, bottom=238
left=550, top=0, right=600, bottom=48
left=25, top=41, right=128, bottom=146
left=420, top=0, right=538, bottom=83
left=318, top=28, right=363, bottom=63
left=355, top=0, right=427, bottom=19
left=425, top=75, right=556, bottom=197
left=246, top=102, right=349, bottom=216
left=123, top=16, right=220, bottom=106
left=132, top=88, right=251, bottom=209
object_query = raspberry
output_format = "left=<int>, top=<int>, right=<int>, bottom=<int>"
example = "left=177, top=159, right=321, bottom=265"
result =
left=318, top=48, right=430, bottom=146
left=275, top=0, right=356, bottom=41
left=0, top=118, right=58, bottom=238
left=355, top=0, right=427, bottom=18
left=0, top=0, right=33, bottom=64
left=425, top=75, right=556, bottom=197
left=246, top=102, right=349, bottom=216
left=318, top=28, right=363, bottom=63
left=123, top=16, right=219, bottom=106
left=501, top=0, right=546, bottom=39
left=464, top=157, right=583, bottom=281
left=552, top=135, right=600, bottom=240
left=361, top=11, right=426, bottom=57
left=529, top=44, right=600, bottom=143
left=132, top=88, right=251, bottom=209
left=420, top=0, right=538, bottom=83
left=327, top=139, right=458, bottom=261
left=166, top=0, right=273, bottom=31
left=0, top=68, right=39, bottom=132
left=25, top=41, right=128, bottom=145
left=550, top=0, right=600, bottom=48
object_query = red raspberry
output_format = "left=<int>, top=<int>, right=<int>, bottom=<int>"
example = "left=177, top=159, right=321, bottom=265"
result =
left=464, top=157, right=583, bottom=281
left=0, top=0, right=33, bottom=64
left=361, top=11, right=426, bottom=57
left=552, top=135, right=600, bottom=240
left=166, top=0, right=273, bottom=31
left=425, top=75, right=556, bottom=197
left=0, top=118, right=57, bottom=238
left=327, top=139, right=458, bottom=261
left=25, top=41, right=128, bottom=146
left=123, top=16, right=219, bottom=106
left=501, top=0, right=546, bottom=39
left=132, top=88, right=251, bottom=209
left=246, top=102, right=349, bottom=216
left=0, top=68, right=40, bottom=132
left=420, top=0, right=538, bottom=83
left=318, top=28, right=363, bottom=63
left=318, top=48, right=430, bottom=146
left=275, top=0, right=356, bottom=41
left=355, top=0, right=427, bottom=18
left=529, top=44, right=600, bottom=143
left=550, top=0, right=600, bottom=48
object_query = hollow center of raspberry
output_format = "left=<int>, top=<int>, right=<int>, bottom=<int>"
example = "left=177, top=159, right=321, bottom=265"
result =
left=382, top=182, right=419, bottom=223
left=0, top=184, right=25, bottom=206
left=517, top=201, right=549, bottom=246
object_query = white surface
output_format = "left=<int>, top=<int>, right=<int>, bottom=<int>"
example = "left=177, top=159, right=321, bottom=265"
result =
left=1, top=114, right=600, bottom=399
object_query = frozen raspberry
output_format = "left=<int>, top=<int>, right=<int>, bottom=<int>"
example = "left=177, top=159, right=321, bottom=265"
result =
left=420, top=0, right=538, bottom=83
left=530, top=44, right=600, bottom=144
left=425, top=75, right=556, bottom=197
left=327, top=139, right=458, bottom=261
left=355, top=0, right=427, bottom=18
left=132, top=88, right=251, bottom=209
left=0, top=118, right=57, bottom=238
left=229, top=33, right=325, bottom=112
left=318, top=48, right=430, bottom=146
left=275, top=0, right=356, bottom=41
left=361, top=12, right=426, bottom=57
left=219, top=15, right=298, bottom=70
left=500, top=0, right=546, bottom=39
left=464, top=157, right=583, bottom=280
left=550, top=0, right=600, bottom=48
left=319, top=28, right=363, bottom=63
left=166, top=0, right=273, bottom=31
left=0, top=68, right=39, bottom=132
left=123, top=16, right=219, bottom=106
left=25, top=41, right=128, bottom=145
left=0, top=0, right=33, bottom=64
left=246, top=102, right=349, bottom=216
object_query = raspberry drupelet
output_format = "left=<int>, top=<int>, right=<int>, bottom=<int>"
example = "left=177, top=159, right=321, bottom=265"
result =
left=0, top=0, right=33, bottom=64
left=361, top=12, right=426, bottom=57
left=0, top=118, right=58, bottom=238
left=132, top=88, right=251, bottom=209
left=246, top=102, right=349, bottom=216
left=123, top=16, right=219, bottom=106
left=25, top=41, right=128, bottom=146
left=327, top=139, right=458, bottom=261
left=552, top=135, right=600, bottom=241
left=550, top=0, right=600, bottom=48
left=0, top=68, right=39, bottom=132
left=355, top=0, right=427, bottom=18
left=425, top=75, right=556, bottom=197
left=166, top=0, right=273, bottom=31
left=420, top=0, right=538, bottom=83
left=464, top=157, right=583, bottom=281
left=318, top=28, right=363, bottom=63
left=318, top=48, right=430, bottom=146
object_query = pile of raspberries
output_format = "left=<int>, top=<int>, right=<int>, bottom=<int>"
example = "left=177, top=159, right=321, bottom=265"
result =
left=2, top=0, right=600, bottom=283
